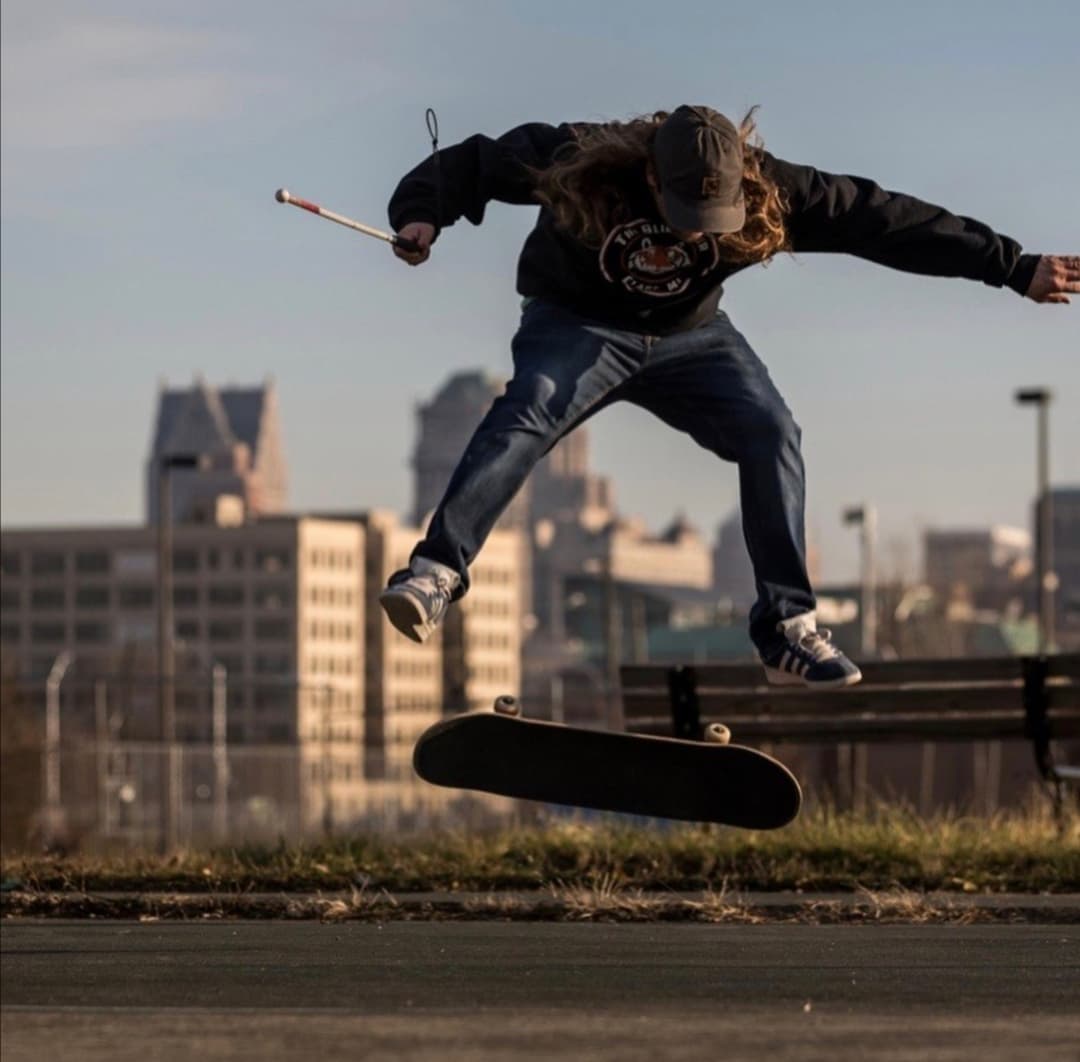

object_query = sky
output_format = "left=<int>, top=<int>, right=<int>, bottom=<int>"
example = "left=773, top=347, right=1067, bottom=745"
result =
left=2, top=0, right=1077, bottom=583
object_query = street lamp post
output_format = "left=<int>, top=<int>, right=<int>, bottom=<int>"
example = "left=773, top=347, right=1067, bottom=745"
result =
left=211, top=664, right=229, bottom=841
left=157, top=453, right=202, bottom=851
left=841, top=504, right=877, bottom=812
left=43, top=650, right=73, bottom=848
left=842, top=504, right=878, bottom=656
left=1015, top=389, right=1055, bottom=653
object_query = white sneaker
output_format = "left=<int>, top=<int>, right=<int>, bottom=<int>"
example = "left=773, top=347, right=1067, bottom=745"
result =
left=760, top=611, right=863, bottom=688
left=378, top=557, right=461, bottom=644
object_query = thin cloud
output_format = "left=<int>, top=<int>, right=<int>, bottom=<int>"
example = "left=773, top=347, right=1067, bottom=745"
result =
left=1, top=18, right=274, bottom=152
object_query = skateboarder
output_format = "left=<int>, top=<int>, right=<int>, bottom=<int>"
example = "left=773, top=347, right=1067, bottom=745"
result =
left=378, top=105, right=1078, bottom=687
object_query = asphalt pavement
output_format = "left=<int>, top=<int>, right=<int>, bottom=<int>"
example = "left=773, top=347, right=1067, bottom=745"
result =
left=3, top=921, right=1079, bottom=1061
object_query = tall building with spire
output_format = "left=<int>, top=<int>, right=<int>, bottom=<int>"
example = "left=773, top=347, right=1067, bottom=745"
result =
left=411, top=373, right=529, bottom=531
left=146, top=378, right=287, bottom=526
left=411, top=370, right=615, bottom=533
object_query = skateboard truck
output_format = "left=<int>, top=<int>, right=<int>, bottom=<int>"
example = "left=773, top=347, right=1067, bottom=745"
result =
left=494, top=695, right=522, bottom=717
left=494, top=694, right=731, bottom=743
left=704, top=723, right=731, bottom=745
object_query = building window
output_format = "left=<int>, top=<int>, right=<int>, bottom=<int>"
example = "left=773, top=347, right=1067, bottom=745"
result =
left=31, top=622, right=65, bottom=642
left=1, top=552, right=21, bottom=577
left=0, top=624, right=19, bottom=644
left=76, top=586, right=110, bottom=609
left=255, top=687, right=293, bottom=711
left=206, top=548, right=221, bottom=571
left=175, top=619, right=200, bottom=639
left=255, top=618, right=291, bottom=640
left=208, top=619, right=243, bottom=642
left=118, top=586, right=154, bottom=609
left=1, top=589, right=20, bottom=610
left=31, top=588, right=66, bottom=610
left=115, top=549, right=155, bottom=577
left=75, top=551, right=110, bottom=574
left=215, top=653, right=245, bottom=675
left=29, top=655, right=57, bottom=677
left=208, top=585, right=245, bottom=607
left=75, top=621, right=110, bottom=644
left=172, top=549, right=199, bottom=573
left=254, top=653, right=291, bottom=675
left=254, top=585, right=291, bottom=609
left=255, top=548, right=290, bottom=573
left=31, top=552, right=65, bottom=576
left=173, top=586, right=199, bottom=608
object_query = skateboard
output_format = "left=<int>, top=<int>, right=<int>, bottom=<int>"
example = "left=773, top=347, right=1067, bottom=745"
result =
left=413, top=697, right=801, bottom=829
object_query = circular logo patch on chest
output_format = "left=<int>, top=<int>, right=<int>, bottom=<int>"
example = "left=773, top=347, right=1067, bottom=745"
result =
left=599, top=219, right=719, bottom=298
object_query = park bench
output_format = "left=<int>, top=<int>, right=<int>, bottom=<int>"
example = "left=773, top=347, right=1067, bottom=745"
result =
left=619, top=654, right=1080, bottom=810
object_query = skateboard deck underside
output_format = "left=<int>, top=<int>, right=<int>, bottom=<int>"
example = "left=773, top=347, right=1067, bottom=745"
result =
left=413, top=713, right=801, bottom=829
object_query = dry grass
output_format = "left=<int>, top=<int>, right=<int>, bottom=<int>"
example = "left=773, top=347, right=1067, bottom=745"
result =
left=3, top=800, right=1077, bottom=897
left=3, top=884, right=1067, bottom=924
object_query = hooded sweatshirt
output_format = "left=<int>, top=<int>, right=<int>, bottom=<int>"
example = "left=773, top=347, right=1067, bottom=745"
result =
left=388, top=120, right=1039, bottom=335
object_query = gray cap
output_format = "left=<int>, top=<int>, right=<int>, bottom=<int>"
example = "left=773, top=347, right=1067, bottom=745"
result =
left=652, top=105, right=745, bottom=234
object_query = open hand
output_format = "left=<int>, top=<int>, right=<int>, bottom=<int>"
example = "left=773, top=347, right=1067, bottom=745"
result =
left=393, top=221, right=436, bottom=266
left=1025, top=255, right=1080, bottom=304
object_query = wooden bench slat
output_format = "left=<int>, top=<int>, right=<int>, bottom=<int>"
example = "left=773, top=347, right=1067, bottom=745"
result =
left=623, top=685, right=1080, bottom=720
left=1051, top=654, right=1080, bottom=680
left=626, top=714, right=1080, bottom=743
left=620, top=653, right=1080, bottom=690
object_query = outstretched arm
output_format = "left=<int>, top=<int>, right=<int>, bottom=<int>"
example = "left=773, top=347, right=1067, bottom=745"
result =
left=760, top=151, right=1061, bottom=300
left=387, top=122, right=577, bottom=252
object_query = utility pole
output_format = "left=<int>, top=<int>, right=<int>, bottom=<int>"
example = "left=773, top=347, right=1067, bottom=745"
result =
left=843, top=504, right=878, bottom=656
left=842, top=504, right=877, bottom=811
left=322, top=683, right=335, bottom=835
left=1015, top=389, right=1055, bottom=652
left=602, top=549, right=622, bottom=729
left=95, top=678, right=109, bottom=840
left=157, top=453, right=201, bottom=852
left=43, top=650, right=73, bottom=849
left=212, top=664, right=228, bottom=841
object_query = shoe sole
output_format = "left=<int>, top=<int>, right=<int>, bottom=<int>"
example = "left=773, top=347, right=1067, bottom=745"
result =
left=378, top=589, right=430, bottom=644
left=763, top=666, right=863, bottom=689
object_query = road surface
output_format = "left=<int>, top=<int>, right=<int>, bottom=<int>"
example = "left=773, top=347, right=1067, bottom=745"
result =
left=3, top=921, right=1078, bottom=1060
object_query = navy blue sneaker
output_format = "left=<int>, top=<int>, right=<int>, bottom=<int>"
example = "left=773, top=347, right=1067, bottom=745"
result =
left=760, top=612, right=862, bottom=688
left=378, top=557, right=460, bottom=644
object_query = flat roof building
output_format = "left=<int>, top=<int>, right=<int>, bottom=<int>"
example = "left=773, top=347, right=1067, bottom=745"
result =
left=1, top=516, right=364, bottom=838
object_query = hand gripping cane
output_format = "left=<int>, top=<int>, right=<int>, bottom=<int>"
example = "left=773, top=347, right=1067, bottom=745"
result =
left=274, top=189, right=422, bottom=254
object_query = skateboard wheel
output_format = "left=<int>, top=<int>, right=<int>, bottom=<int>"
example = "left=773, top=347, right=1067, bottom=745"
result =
left=494, top=695, right=521, bottom=717
left=704, top=723, right=731, bottom=745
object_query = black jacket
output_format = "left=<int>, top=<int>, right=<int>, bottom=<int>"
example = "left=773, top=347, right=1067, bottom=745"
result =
left=388, top=121, right=1039, bottom=335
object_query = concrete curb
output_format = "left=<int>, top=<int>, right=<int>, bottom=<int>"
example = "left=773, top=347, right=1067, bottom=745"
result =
left=4, top=889, right=1080, bottom=924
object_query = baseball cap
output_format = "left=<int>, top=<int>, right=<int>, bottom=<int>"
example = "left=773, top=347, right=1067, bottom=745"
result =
left=652, top=105, right=746, bottom=233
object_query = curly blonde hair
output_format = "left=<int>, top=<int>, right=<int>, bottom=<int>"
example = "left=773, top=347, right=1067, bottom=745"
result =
left=530, top=107, right=790, bottom=263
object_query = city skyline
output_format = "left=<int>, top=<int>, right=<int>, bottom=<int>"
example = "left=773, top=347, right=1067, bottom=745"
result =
left=2, top=0, right=1078, bottom=582
left=0, top=367, right=1072, bottom=587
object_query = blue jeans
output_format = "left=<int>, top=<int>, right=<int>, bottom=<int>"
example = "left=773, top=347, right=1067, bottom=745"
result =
left=413, top=298, right=815, bottom=654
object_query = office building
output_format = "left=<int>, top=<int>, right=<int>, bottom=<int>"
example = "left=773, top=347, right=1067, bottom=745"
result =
left=0, top=516, right=364, bottom=832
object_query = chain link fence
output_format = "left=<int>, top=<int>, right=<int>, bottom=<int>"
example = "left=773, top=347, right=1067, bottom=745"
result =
left=1, top=670, right=524, bottom=852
